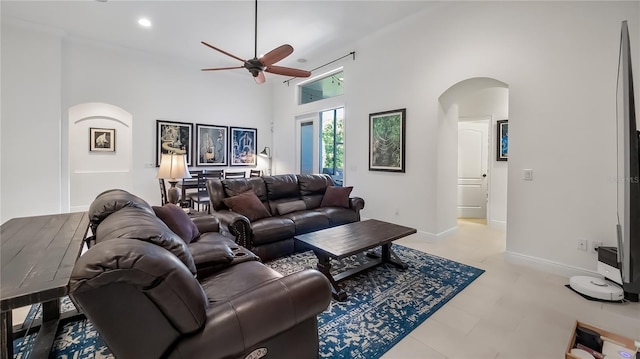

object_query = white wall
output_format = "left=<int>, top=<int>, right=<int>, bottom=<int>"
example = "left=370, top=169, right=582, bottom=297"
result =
left=1, top=21, right=63, bottom=222
left=1, top=22, right=272, bottom=223
left=272, top=2, right=640, bottom=274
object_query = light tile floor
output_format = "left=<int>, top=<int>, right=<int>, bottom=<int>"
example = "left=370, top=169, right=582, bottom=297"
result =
left=382, top=219, right=640, bottom=359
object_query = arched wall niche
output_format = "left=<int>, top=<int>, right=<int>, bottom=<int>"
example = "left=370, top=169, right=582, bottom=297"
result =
left=68, top=102, right=133, bottom=211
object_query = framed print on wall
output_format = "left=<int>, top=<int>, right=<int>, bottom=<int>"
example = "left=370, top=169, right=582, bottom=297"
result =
left=230, top=127, right=257, bottom=166
left=497, top=119, right=508, bottom=161
left=369, top=108, right=406, bottom=172
left=89, top=128, right=115, bottom=152
left=196, top=124, right=228, bottom=166
left=156, top=120, right=193, bottom=166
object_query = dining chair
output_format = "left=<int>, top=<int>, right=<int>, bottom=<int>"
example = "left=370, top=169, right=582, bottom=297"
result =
left=224, top=170, right=247, bottom=179
left=186, top=171, right=222, bottom=213
left=159, top=179, right=168, bottom=205
left=249, top=169, right=262, bottom=177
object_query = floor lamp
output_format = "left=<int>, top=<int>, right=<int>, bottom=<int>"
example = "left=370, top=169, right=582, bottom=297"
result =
left=259, top=147, right=272, bottom=175
left=157, top=153, right=191, bottom=204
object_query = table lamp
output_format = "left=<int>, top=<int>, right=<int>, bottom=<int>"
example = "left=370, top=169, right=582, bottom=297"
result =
left=259, top=146, right=272, bottom=175
left=157, top=153, right=191, bottom=204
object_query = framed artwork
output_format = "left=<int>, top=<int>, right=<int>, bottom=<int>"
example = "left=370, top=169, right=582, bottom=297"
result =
left=369, top=108, right=406, bottom=172
left=89, top=128, right=115, bottom=152
left=497, top=120, right=508, bottom=161
left=230, top=127, right=257, bottom=166
left=156, top=120, right=193, bottom=166
left=196, top=124, right=228, bottom=166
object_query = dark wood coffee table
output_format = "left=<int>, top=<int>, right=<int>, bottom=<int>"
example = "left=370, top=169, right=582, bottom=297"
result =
left=294, top=219, right=416, bottom=301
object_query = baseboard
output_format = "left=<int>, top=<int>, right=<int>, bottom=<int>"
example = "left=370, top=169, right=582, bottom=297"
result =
left=505, top=251, right=599, bottom=278
left=489, top=219, right=506, bottom=230
left=360, top=217, right=456, bottom=241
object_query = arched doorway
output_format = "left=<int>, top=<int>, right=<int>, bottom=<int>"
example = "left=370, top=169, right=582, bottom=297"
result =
left=437, top=77, right=509, bottom=230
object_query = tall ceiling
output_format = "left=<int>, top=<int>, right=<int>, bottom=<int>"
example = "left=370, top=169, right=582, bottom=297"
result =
left=2, top=1, right=433, bottom=72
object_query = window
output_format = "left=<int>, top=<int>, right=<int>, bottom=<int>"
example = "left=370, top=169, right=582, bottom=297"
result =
left=320, top=108, right=344, bottom=186
left=299, top=70, right=343, bottom=105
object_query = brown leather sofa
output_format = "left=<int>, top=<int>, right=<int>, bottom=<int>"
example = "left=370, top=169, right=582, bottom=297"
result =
left=207, top=174, right=365, bottom=261
left=70, top=189, right=332, bottom=359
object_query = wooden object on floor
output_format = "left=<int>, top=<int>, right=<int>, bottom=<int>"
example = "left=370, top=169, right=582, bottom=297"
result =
left=294, top=219, right=416, bottom=301
left=1, top=212, right=90, bottom=359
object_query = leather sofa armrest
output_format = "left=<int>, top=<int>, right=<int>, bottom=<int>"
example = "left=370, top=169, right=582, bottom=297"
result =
left=211, top=210, right=252, bottom=248
left=349, top=196, right=365, bottom=219
left=191, top=215, right=220, bottom=233
left=173, top=269, right=331, bottom=359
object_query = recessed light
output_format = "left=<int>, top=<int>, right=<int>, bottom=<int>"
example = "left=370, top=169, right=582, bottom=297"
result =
left=138, top=18, right=152, bottom=28
left=297, top=58, right=307, bottom=63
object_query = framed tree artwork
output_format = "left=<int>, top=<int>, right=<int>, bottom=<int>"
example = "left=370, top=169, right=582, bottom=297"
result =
left=369, top=108, right=406, bottom=172
left=230, top=127, right=257, bottom=166
left=156, top=120, right=193, bottom=166
left=497, top=120, right=508, bottom=161
left=89, top=128, right=115, bottom=152
left=196, top=124, right=228, bottom=166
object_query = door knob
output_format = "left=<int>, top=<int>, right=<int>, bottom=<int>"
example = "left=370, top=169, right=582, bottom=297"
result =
left=482, top=174, right=487, bottom=177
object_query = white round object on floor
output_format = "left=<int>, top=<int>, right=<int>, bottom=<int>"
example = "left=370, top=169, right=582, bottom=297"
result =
left=569, top=275, right=624, bottom=301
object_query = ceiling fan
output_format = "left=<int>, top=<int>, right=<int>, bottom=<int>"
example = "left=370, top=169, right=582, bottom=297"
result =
left=201, top=0, right=311, bottom=84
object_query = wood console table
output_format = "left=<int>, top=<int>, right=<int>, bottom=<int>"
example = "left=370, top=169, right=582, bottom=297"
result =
left=1, top=212, right=90, bottom=359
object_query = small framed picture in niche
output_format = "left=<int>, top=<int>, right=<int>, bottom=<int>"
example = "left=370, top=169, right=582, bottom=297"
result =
left=89, top=128, right=115, bottom=152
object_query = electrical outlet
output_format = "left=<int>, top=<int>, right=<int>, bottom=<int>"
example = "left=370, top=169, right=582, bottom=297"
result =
left=592, top=241, right=604, bottom=253
left=577, top=239, right=588, bottom=251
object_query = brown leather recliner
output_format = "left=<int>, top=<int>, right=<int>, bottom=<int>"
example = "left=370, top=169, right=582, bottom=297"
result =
left=70, top=189, right=332, bottom=359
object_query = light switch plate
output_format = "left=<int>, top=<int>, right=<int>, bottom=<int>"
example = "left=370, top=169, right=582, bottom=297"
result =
left=523, top=169, right=533, bottom=181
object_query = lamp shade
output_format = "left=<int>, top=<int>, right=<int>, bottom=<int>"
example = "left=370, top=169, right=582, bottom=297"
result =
left=259, top=147, right=271, bottom=158
left=157, top=154, right=191, bottom=180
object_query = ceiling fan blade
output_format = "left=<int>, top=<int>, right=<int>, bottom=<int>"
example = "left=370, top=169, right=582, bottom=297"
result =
left=254, top=71, right=266, bottom=84
left=201, top=66, right=244, bottom=71
left=260, top=44, right=294, bottom=67
left=201, top=41, right=246, bottom=63
left=265, top=65, right=311, bottom=78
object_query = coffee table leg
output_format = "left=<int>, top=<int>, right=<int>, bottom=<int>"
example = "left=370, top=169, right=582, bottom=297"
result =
left=315, top=254, right=348, bottom=302
left=382, top=243, right=408, bottom=270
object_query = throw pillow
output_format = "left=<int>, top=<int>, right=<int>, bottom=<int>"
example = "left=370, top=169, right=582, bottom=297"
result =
left=152, top=204, right=201, bottom=244
left=223, top=190, right=272, bottom=222
left=320, top=186, right=353, bottom=208
left=276, top=200, right=307, bottom=215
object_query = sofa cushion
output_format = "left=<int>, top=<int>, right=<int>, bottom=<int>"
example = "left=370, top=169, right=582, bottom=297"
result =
left=314, top=207, right=358, bottom=226
left=200, top=261, right=282, bottom=303
left=281, top=210, right=330, bottom=235
left=297, top=174, right=333, bottom=209
left=223, top=190, right=272, bottom=221
left=153, top=204, right=201, bottom=244
left=263, top=174, right=299, bottom=200
left=251, top=217, right=296, bottom=245
left=95, top=207, right=197, bottom=275
left=276, top=200, right=306, bottom=215
left=320, top=186, right=353, bottom=208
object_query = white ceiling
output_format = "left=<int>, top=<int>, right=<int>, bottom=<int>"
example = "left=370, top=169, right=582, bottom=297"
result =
left=2, top=1, right=434, bottom=72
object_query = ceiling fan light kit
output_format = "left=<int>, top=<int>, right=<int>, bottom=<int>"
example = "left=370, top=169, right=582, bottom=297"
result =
left=201, top=0, right=311, bottom=84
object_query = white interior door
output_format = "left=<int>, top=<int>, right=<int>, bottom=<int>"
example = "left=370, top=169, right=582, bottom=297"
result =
left=457, top=120, right=489, bottom=218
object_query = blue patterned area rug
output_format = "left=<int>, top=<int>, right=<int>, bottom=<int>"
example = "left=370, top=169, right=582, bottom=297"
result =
left=13, top=245, right=483, bottom=359
left=267, top=245, right=484, bottom=359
